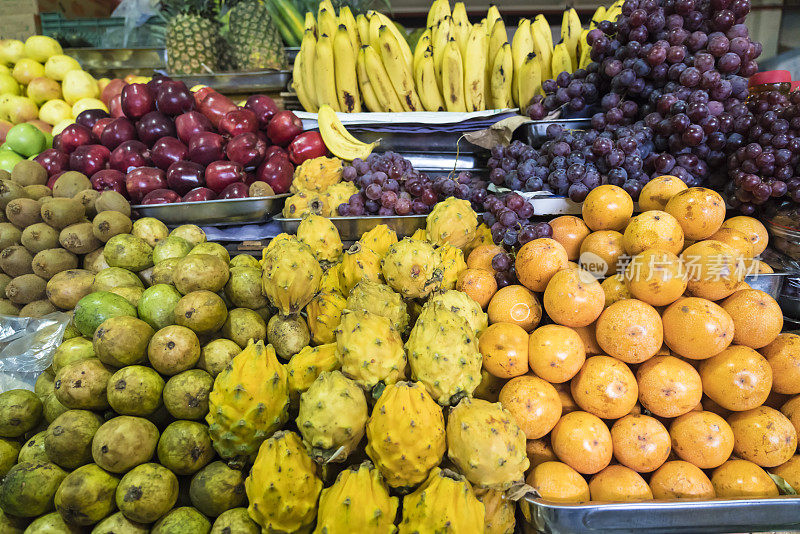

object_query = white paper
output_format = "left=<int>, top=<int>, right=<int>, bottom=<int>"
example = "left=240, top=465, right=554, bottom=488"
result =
left=296, top=109, right=517, bottom=129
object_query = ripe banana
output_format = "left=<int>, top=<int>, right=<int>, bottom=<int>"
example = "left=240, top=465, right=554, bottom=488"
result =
left=531, top=20, right=552, bottom=80
left=490, top=42, right=513, bottom=109
left=427, top=0, right=451, bottom=30
left=314, top=33, right=340, bottom=111
left=317, top=104, right=379, bottom=161
left=562, top=8, right=581, bottom=71
left=451, top=2, right=471, bottom=55
left=378, top=25, right=422, bottom=112
left=357, top=46, right=384, bottom=112
left=415, top=46, right=445, bottom=111
left=413, top=29, right=432, bottom=72
left=511, top=18, right=534, bottom=107
left=605, top=1, right=623, bottom=23
left=518, top=51, right=542, bottom=110
left=552, top=41, right=573, bottom=77
left=486, top=18, right=508, bottom=107
left=532, top=15, right=552, bottom=49
left=368, top=11, right=382, bottom=49
left=356, top=14, right=370, bottom=45
left=590, top=5, right=606, bottom=29
left=318, top=7, right=338, bottom=43
left=464, top=24, right=488, bottom=111
left=363, top=45, right=405, bottom=112
left=373, top=12, right=413, bottom=74
left=441, top=38, right=466, bottom=112
left=333, top=25, right=361, bottom=113
left=338, top=6, right=361, bottom=57
left=318, top=0, right=334, bottom=16
left=304, top=12, right=316, bottom=34
left=432, top=16, right=452, bottom=91
left=300, top=28, right=318, bottom=108
left=579, top=41, right=592, bottom=69
left=486, top=4, right=502, bottom=34
left=292, top=49, right=317, bottom=112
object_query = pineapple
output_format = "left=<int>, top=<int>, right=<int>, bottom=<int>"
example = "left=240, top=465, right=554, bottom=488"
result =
left=161, top=0, right=223, bottom=74
left=226, top=0, right=286, bottom=71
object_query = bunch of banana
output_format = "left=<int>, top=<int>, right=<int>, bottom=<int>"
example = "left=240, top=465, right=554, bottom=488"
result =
left=316, top=104, right=379, bottom=160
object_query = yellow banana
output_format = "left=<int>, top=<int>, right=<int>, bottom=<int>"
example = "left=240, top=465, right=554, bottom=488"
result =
left=356, top=14, right=370, bottom=45
left=314, top=33, right=339, bottom=111
left=357, top=46, right=383, bottom=112
left=464, top=24, right=488, bottom=111
left=451, top=2, right=471, bottom=54
left=333, top=25, right=361, bottom=113
left=304, top=12, right=316, bottom=34
left=300, top=28, right=318, bottom=108
left=561, top=8, right=581, bottom=71
left=490, top=42, right=513, bottom=109
left=374, top=12, right=414, bottom=74
left=413, top=29, right=432, bottom=72
left=579, top=40, right=592, bottom=69
left=605, top=1, right=623, bottom=23
left=552, top=41, right=573, bottom=77
left=486, top=18, right=508, bottom=108
left=415, top=46, right=445, bottom=111
left=317, top=105, right=379, bottom=161
left=518, top=51, right=542, bottom=110
left=486, top=4, right=502, bottom=34
left=292, top=49, right=317, bottom=112
left=511, top=18, right=534, bottom=107
left=378, top=25, right=422, bottom=112
left=531, top=22, right=552, bottom=81
left=363, top=45, right=405, bottom=112
left=318, top=8, right=338, bottom=44
left=441, top=38, right=466, bottom=112
left=432, top=16, right=452, bottom=91
left=318, top=0, right=334, bottom=15
left=427, top=0, right=451, bottom=30
left=368, top=11, right=382, bottom=49
left=338, top=6, right=361, bottom=57
left=532, top=14, right=552, bottom=48
left=590, top=5, right=606, bottom=29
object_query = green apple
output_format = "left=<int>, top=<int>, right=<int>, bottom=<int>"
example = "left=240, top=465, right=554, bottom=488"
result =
left=0, top=150, right=23, bottom=172
left=5, top=123, right=46, bottom=157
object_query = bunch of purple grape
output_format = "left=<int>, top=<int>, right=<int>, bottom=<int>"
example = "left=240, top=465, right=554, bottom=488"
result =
left=481, top=191, right=553, bottom=247
left=490, top=250, right=520, bottom=288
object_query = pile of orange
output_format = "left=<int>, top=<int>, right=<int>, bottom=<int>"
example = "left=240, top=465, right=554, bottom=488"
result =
left=458, top=179, right=800, bottom=503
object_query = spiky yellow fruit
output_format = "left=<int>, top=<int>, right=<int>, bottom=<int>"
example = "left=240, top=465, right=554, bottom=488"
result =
left=476, top=488, right=516, bottom=534
left=398, top=468, right=485, bottom=533
left=306, top=290, right=346, bottom=345
left=423, top=289, right=488, bottom=334
left=464, top=223, right=495, bottom=257
left=323, top=181, right=359, bottom=217
left=359, top=224, right=398, bottom=257
left=426, top=197, right=479, bottom=248
left=339, top=243, right=383, bottom=295
left=297, top=214, right=343, bottom=263
left=291, top=156, right=343, bottom=193
left=345, top=280, right=409, bottom=333
left=283, top=189, right=325, bottom=218
left=320, top=263, right=343, bottom=294
left=262, top=237, right=322, bottom=316
left=436, top=243, right=467, bottom=290
left=286, top=343, right=340, bottom=406
left=382, top=238, right=443, bottom=299
left=335, top=310, right=406, bottom=390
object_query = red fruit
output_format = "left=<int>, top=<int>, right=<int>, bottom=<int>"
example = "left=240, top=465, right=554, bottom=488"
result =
left=125, top=167, right=167, bottom=203
left=219, top=108, right=259, bottom=137
left=100, top=117, right=137, bottom=151
left=205, top=160, right=245, bottom=193
left=91, top=169, right=127, bottom=196
left=75, top=109, right=110, bottom=129
left=256, top=155, right=294, bottom=194
left=219, top=182, right=249, bottom=199
left=156, top=80, right=195, bottom=116
left=226, top=132, right=267, bottom=167
left=101, top=79, right=127, bottom=107
left=151, top=137, right=188, bottom=171
left=109, top=94, right=125, bottom=118
left=287, top=131, right=327, bottom=164
left=188, top=132, right=226, bottom=166
left=266, top=110, right=303, bottom=147
left=47, top=171, right=65, bottom=189
left=245, top=95, right=279, bottom=128
left=58, top=123, right=96, bottom=154
left=70, top=144, right=110, bottom=176
left=136, top=111, right=177, bottom=146
left=121, top=83, right=156, bottom=119
left=167, top=160, right=205, bottom=195
left=182, top=187, right=217, bottom=202
left=175, top=111, right=213, bottom=145
left=109, top=140, right=151, bottom=173
left=34, top=149, right=70, bottom=177
left=199, top=92, right=238, bottom=128
left=142, top=188, right=182, bottom=204
left=92, top=118, right=114, bottom=139
left=265, top=145, right=288, bottom=160
left=146, top=75, right=171, bottom=94
left=193, top=86, right=216, bottom=107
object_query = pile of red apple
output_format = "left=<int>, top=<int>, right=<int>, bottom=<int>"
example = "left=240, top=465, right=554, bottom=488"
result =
left=35, top=76, right=327, bottom=204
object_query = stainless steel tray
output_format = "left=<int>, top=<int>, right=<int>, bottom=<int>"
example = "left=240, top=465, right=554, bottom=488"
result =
left=274, top=215, right=426, bottom=240
left=516, top=118, right=592, bottom=147
left=745, top=272, right=790, bottom=298
left=132, top=195, right=289, bottom=227
left=159, top=70, right=292, bottom=93
left=520, top=496, right=800, bottom=534
left=346, top=129, right=489, bottom=155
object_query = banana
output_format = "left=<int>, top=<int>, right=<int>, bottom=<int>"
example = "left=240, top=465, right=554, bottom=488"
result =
left=338, top=6, right=361, bottom=57
left=318, top=8, right=338, bottom=44
left=415, top=46, right=445, bottom=111
left=333, top=25, right=361, bottom=113
left=374, top=12, right=414, bottom=74
left=413, top=29, right=432, bottom=72
left=464, top=23, right=488, bottom=111
left=486, top=4, right=502, bottom=34
left=561, top=8, right=581, bottom=70
left=518, top=51, right=541, bottom=110
left=363, top=45, right=405, bottom=112
left=590, top=5, right=606, bottom=29
left=317, top=105, right=379, bottom=161
left=579, top=40, right=592, bottom=69
left=314, top=33, right=340, bottom=111
left=292, top=49, right=317, bottom=112
left=432, top=16, right=452, bottom=91
left=532, top=14, right=552, bottom=49
left=441, top=38, right=466, bottom=112
left=357, top=46, right=384, bottom=112
left=356, top=14, right=370, bottom=45
left=304, top=12, right=316, bottom=34
left=451, top=2, right=471, bottom=55
left=300, top=28, right=318, bottom=108
left=511, top=18, right=534, bottom=107
left=427, top=0, right=451, bottom=30
left=486, top=18, right=508, bottom=107
left=490, top=42, right=513, bottom=109
left=605, top=1, right=623, bottom=23
left=368, top=11, right=382, bottom=49
left=318, top=0, right=334, bottom=15
left=378, top=24, right=422, bottom=112
left=531, top=22, right=552, bottom=81
left=551, top=41, right=573, bottom=77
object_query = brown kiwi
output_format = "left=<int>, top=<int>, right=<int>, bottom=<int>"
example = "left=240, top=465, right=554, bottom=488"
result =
left=32, top=248, right=79, bottom=280
left=0, top=179, right=27, bottom=211
left=249, top=181, right=275, bottom=197
left=20, top=223, right=60, bottom=254
left=5, top=274, right=47, bottom=304
left=0, top=245, right=33, bottom=277
left=0, top=298, right=19, bottom=315
left=82, top=247, right=109, bottom=273
left=92, top=210, right=133, bottom=242
left=52, top=171, right=91, bottom=198
left=5, top=198, right=42, bottom=228
left=24, top=184, right=52, bottom=201
left=59, top=222, right=101, bottom=254
left=0, top=273, right=10, bottom=295
left=0, top=222, right=22, bottom=250
left=41, top=197, right=85, bottom=229
left=74, top=189, right=100, bottom=218
left=19, top=299, right=56, bottom=317
left=94, top=190, right=131, bottom=217
left=11, top=160, right=48, bottom=186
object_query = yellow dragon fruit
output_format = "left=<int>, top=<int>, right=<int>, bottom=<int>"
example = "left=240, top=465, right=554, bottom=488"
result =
left=382, top=238, right=443, bottom=299
left=323, top=182, right=359, bottom=217
left=426, top=198, right=479, bottom=249
left=359, top=224, right=398, bottom=258
left=410, top=228, right=427, bottom=240
left=464, top=223, right=494, bottom=257
left=335, top=310, right=406, bottom=391
left=283, top=189, right=325, bottom=218
left=314, top=462, right=399, bottom=534
left=405, top=306, right=482, bottom=405
left=297, top=214, right=343, bottom=263
left=206, top=341, right=289, bottom=464
left=446, top=397, right=530, bottom=489
left=246, top=431, right=322, bottom=533
left=345, top=280, right=410, bottom=333
left=305, top=290, right=346, bottom=345
left=291, top=156, right=343, bottom=193
left=436, top=243, right=467, bottom=290
left=365, top=382, right=446, bottom=489
left=475, top=488, right=516, bottom=534
left=320, top=263, right=343, bottom=294
left=339, top=243, right=383, bottom=295
left=263, top=233, right=294, bottom=259
left=262, top=238, right=322, bottom=316
left=398, top=468, right=485, bottom=534
left=296, top=371, right=368, bottom=463
left=286, top=343, right=340, bottom=407
left=423, top=290, right=488, bottom=335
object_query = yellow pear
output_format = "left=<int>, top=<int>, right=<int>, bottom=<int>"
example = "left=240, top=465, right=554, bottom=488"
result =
left=26, top=76, right=62, bottom=105
left=0, top=73, right=20, bottom=95
left=97, top=77, right=111, bottom=92
left=23, top=36, right=63, bottom=63
left=11, top=58, right=45, bottom=85
left=52, top=118, right=74, bottom=136
left=61, top=70, right=98, bottom=105
left=72, top=97, right=107, bottom=118
left=0, top=39, right=24, bottom=66
left=6, top=95, right=38, bottom=124
left=0, top=65, right=10, bottom=75
left=44, top=54, right=81, bottom=81
left=39, top=99, right=72, bottom=125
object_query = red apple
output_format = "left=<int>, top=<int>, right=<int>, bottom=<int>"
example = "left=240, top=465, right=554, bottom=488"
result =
left=245, top=94, right=279, bottom=128
left=70, top=144, right=110, bottom=177
left=58, top=123, right=96, bottom=154
left=92, top=118, right=114, bottom=139
left=151, top=136, right=188, bottom=171
left=287, top=131, right=327, bottom=164
left=156, top=80, right=195, bottom=116
left=76, top=109, right=110, bottom=129
left=34, top=149, right=70, bottom=177
left=265, top=145, right=288, bottom=160
left=101, top=79, right=127, bottom=107
left=136, top=111, right=177, bottom=146
left=218, top=108, right=258, bottom=137
left=47, top=171, right=65, bottom=189
left=256, top=155, right=294, bottom=194
left=205, top=160, right=245, bottom=193
left=142, top=188, right=181, bottom=204
left=193, top=86, right=216, bottom=107
left=199, top=92, right=237, bottom=128
left=125, top=167, right=167, bottom=203
left=91, top=169, right=127, bottom=195
left=109, top=94, right=125, bottom=118
left=226, top=132, right=267, bottom=167
left=100, top=117, right=137, bottom=151
left=175, top=111, right=213, bottom=145
left=188, top=132, right=226, bottom=166
left=109, top=140, right=151, bottom=173
left=266, top=110, right=303, bottom=147
left=219, top=182, right=249, bottom=199
left=121, top=83, right=156, bottom=120
left=182, top=187, right=217, bottom=202
left=167, top=160, right=205, bottom=195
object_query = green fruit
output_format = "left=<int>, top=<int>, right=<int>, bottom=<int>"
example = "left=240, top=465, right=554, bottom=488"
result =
left=221, top=308, right=267, bottom=348
left=52, top=337, right=95, bottom=374
left=23, top=511, right=83, bottom=533
left=210, top=508, right=260, bottom=534
left=34, top=371, right=55, bottom=398
left=91, top=511, right=148, bottom=533
left=0, top=508, right=26, bottom=533
left=131, top=218, right=168, bottom=248
left=53, top=359, right=112, bottom=410
left=198, top=338, right=241, bottom=377
left=173, top=253, right=230, bottom=295
left=55, top=463, right=120, bottom=526
left=157, top=421, right=214, bottom=476
left=189, top=242, right=229, bottom=263
left=91, top=267, right=143, bottom=293
left=5, top=123, right=47, bottom=157
left=189, top=461, right=246, bottom=517
left=106, top=365, right=165, bottom=417
left=225, top=266, right=268, bottom=309
left=19, top=430, right=49, bottom=464
left=73, top=291, right=137, bottom=337
left=45, top=409, right=104, bottom=470
left=110, top=285, right=144, bottom=308
left=174, top=290, right=228, bottom=335
left=229, top=254, right=260, bottom=269
left=43, top=393, right=69, bottom=423
left=115, top=463, right=179, bottom=524
left=153, top=235, right=192, bottom=264
left=162, top=369, right=213, bottom=420
left=170, top=225, right=206, bottom=247
left=152, top=506, right=211, bottom=534
left=93, top=316, right=154, bottom=367
left=104, top=234, right=153, bottom=272
left=0, top=438, right=21, bottom=477
left=137, top=284, right=182, bottom=330
left=0, top=389, right=42, bottom=437
left=0, top=461, right=68, bottom=517
left=91, top=416, right=160, bottom=474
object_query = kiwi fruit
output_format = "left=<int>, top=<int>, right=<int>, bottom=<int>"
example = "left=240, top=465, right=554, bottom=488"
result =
left=94, top=190, right=131, bottom=217
left=11, top=160, right=48, bottom=186
left=249, top=181, right=275, bottom=197
left=5, top=198, right=42, bottom=228
left=0, top=179, right=27, bottom=211
left=24, top=185, right=52, bottom=201
left=52, top=171, right=91, bottom=198
left=0, top=273, right=10, bottom=294
left=0, top=298, right=19, bottom=315
left=0, top=169, right=10, bottom=180
left=32, top=249, right=79, bottom=280
left=21, top=223, right=60, bottom=254
left=93, top=211, right=133, bottom=242
left=41, top=197, right=85, bottom=229
left=0, top=245, right=33, bottom=277
left=74, top=189, right=100, bottom=218
left=19, top=299, right=56, bottom=317
left=83, top=247, right=109, bottom=273
left=58, top=222, right=101, bottom=255
left=5, top=274, right=47, bottom=304
left=0, top=223, right=22, bottom=250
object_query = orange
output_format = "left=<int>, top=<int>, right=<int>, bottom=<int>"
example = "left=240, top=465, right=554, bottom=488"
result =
left=669, top=410, right=734, bottom=469
left=570, top=355, right=638, bottom=420
left=528, top=324, right=586, bottom=383
left=466, top=244, right=505, bottom=273
left=487, top=285, right=542, bottom=331
left=526, top=461, right=590, bottom=503
left=549, top=215, right=591, bottom=261
left=721, top=290, right=783, bottom=349
left=702, top=395, right=733, bottom=419
left=781, top=396, right=800, bottom=438
left=664, top=187, right=726, bottom=240
left=636, top=355, right=703, bottom=418
left=582, top=185, right=634, bottom=232
left=551, top=411, right=613, bottom=474
left=579, top=230, right=626, bottom=277
left=760, top=333, right=800, bottom=395
left=680, top=240, right=746, bottom=301
left=499, top=375, right=562, bottom=439
left=649, top=461, right=715, bottom=499
left=638, top=175, right=688, bottom=211
left=707, top=227, right=755, bottom=258
left=622, top=210, right=685, bottom=256
left=479, top=322, right=530, bottom=379
left=711, top=460, right=779, bottom=498
left=595, top=299, right=663, bottom=364
left=771, top=455, right=800, bottom=493
left=543, top=269, right=605, bottom=328
left=601, top=274, right=633, bottom=308
left=624, top=249, right=687, bottom=306
left=728, top=406, right=797, bottom=468
left=721, top=216, right=769, bottom=257
left=589, top=465, right=653, bottom=502
left=611, top=414, right=671, bottom=473
left=515, top=238, right=569, bottom=292
left=744, top=258, right=773, bottom=275
left=661, top=297, right=734, bottom=360
left=698, top=345, right=773, bottom=412
left=527, top=438, right=558, bottom=468
left=456, top=268, right=497, bottom=309
left=553, top=381, right=580, bottom=415
left=573, top=324, right=602, bottom=355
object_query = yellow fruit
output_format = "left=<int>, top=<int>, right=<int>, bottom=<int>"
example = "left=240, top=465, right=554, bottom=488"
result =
left=11, top=58, right=45, bottom=85
left=0, top=39, right=25, bottom=65
left=61, top=70, right=99, bottom=106
left=72, top=98, right=108, bottom=118
left=0, top=73, right=20, bottom=95
left=26, top=77, right=61, bottom=105
left=52, top=118, right=74, bottom=136
left=38, top=99, right=72, bottom=126
left=44, top=54, right=82, bottom=81
left=23, top=36, right=63, bottom=63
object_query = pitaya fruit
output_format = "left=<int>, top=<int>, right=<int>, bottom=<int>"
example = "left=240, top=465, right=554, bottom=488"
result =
left=436, top=243, right=467, bottom=290
left=339, top=243, right=384, bottom=295
left=464, top=223, right=494, bottom=257
left=365, top=382, right=445, bottom=489
left=320, top=263, right=343, bottom=294
left=282, top=190, right=325, bottom=218
left=359, top=224, right=398, bottom=258
left=410, top=228, right=426, bottom=240
left=306, top=290, right=346, bottom=344
left=297, top=214, right=343, bottom=263
left=382, top=238, right=443, bottom=299
left=323, top=181, right=358, bottom=217
left=335, top=310, right=406, bottom=391
left=405, top=306, right=482, bottom=405
left=261, top=237, right=322, bottom=316
left=346, top=280, right=410, bottom=333
left=245, top=431, right=322, bottom=533
left=446, top=397, right=530, bottom=489
left=313, top=461, right=399, bottom=534
left=475, top=488, right=516, bottom=534
left=426, top=197, right=479, bottom=248
left=206, top=341, right=289, bottom=464
left=286, top=343, right=340, bottom=407
left=291, top=157, right=342, bottom=193
left=296, top=371, right=368, bottom=463
left=398, top=468, right=484, bottom=533
left=262, top=233, right=294, bottom=257
left=424, top=290, right=488, bottom=335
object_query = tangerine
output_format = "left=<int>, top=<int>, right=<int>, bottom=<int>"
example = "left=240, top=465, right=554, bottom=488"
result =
left=781, top=396, right=800, bottom=440
left=595, top=299, right=663, bottom=364
left=549, top=215, right=591, bottom=261
left=721, top=289, right=783, bottom=349
left=759, top=333, right=800, bottom=394
left=579, top=230, right=626, bottom=277
left=638, top=175, right=689, bottom=211
left=479, top=322, right=530, bottom=379
left=664, top=187, right=726, bottom=240
left=649, top=461, right=715, bottom=500
left=601, top=274, right=633, bottom=308
left=771, top=455, right=800, bottom=493
left=570, top=355, right=639, bottom=420
left=728, top=406, right=797, bottom=468
left=622, top=210, right=685, bottom=256
left=661, top=297, right=734, bottom=360
left=551, top=411, right=613, bottom=475
left=553, top=381, right=580, bottom=415
left=711, top=460, right=779, bottom=498
left=698, top=345, right=773, bottom=412
left=636, top=355, right=703, bottom=418
left=543, top=268, right=605, bottom=328
left=680, top=240, right=745, bottom=301
left=527, top=438, right=558, bottom=469
left=515, top=238, right=569, bottom=292
left=528, top=324, right=586, bottom=383
left=466, top=244, right=505, bottom=273
left=624, top=249, right=687, bottom=306
left=456, top=268, right=497, bottom=308
left=611, top=413, right=671, bottom=473
left=669, top=410, right=734, bottom=469
left=582, top=185, right=634, bottom=232
left=526, top=461, right=590, bottom=503
left=721, top=216, right=769, bottom=257
left=589, top=465, right=653, bottom=502
left=499, top=375, right=562, bottom=439
left=487, top=285, right=542, bottom=331
left=573, top=324, right=602, bottom=355
left=707, top=227, right=755, bottom=258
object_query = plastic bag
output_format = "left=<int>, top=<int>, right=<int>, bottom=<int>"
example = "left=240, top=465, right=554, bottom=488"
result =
left=110, top=0, right=161, bottom=48
left=0, top=312, right=71, bottom=392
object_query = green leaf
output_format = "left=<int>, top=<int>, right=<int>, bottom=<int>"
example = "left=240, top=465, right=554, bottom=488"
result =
left=769, top=473, right=798, bottom=495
